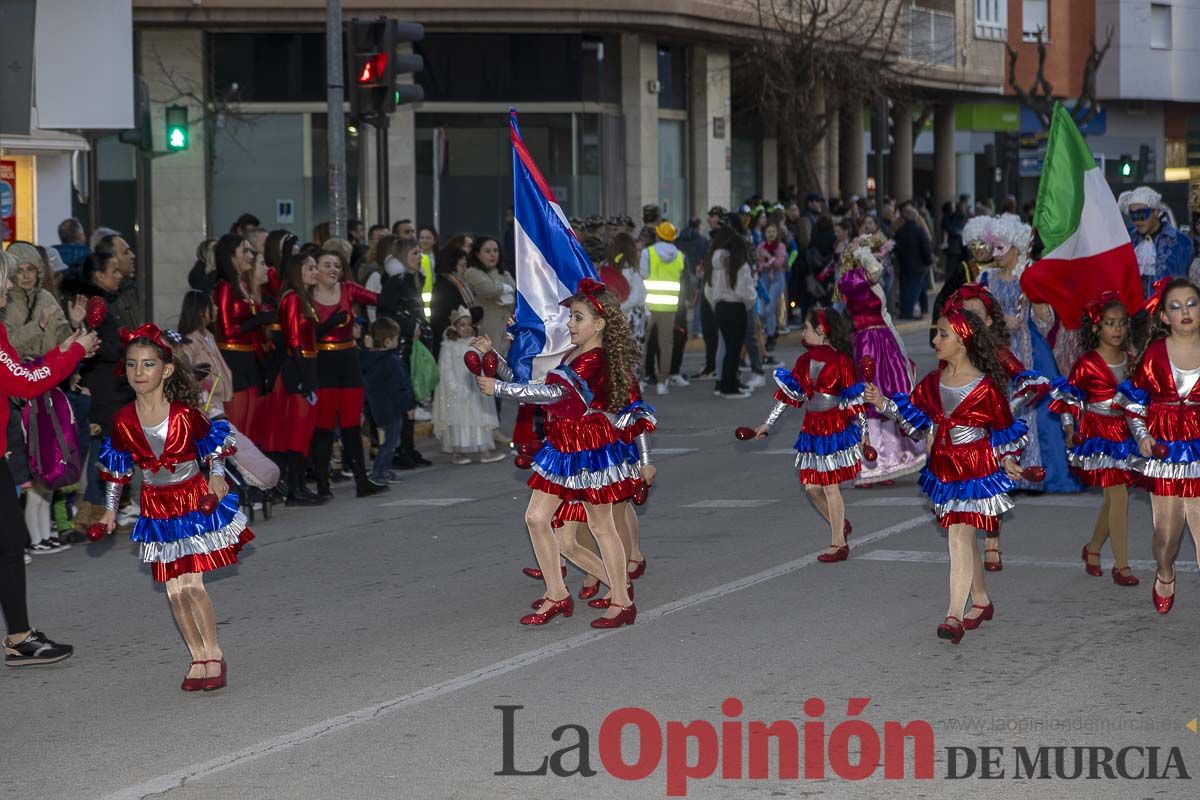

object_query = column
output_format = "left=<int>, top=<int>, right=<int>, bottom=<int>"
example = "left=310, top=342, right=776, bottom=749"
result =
left=388, top=105, right=417, bottom=226
left=933, top=103, right=957, bottom=212
left=808, top=81, right=826, bottom=196
left=840, top=101, right=867, bottom=200
left=143, top=29, right=207, bottom=324
left=761, top=137, right=778, bottom=201
left=824, top=97, right=840, bottom=202
left=689, top=45, right=731, bottom=216
left=621, top=33, right=659, bottom=217
left=889, top=98, right=913, bottom=202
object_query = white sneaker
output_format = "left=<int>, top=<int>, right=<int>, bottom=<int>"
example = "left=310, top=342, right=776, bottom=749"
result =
left=23, top=552, right=31, bottom=565
left=721, top=390, right=753, bottom=400
left=414, top=407, right=432, bottom=421
left=656, top=382, right=669, bottom=396
left=668, top=374, right=690, bottom=387
left=744, top=373, right=766, bottom=389
left=479, top=450, right=507, bottom=464
left=116, top=503, right=139, bottom=526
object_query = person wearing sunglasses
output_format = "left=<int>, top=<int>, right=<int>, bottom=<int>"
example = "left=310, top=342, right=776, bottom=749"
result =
left=1118, top=186, right=1194, bottom=297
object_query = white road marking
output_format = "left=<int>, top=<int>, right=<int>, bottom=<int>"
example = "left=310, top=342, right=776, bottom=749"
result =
left=1020, top=495, right=1109, bottom=508
left=653, top=448, right=698, bottom=456
left=851, top=497, right=927, bottom=507
left=683, top=499, right=779, bottom=508
left=377, top=498, right=473, bottom=507
left=855, top=549, right=1200, bottom=572
left=753, top=448, right=797, bottom=455
left=100, top=514, right=932, bottom=800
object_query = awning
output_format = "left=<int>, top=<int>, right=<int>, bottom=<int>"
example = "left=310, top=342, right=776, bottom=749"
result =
left=0, top=127, right=90, bottom=155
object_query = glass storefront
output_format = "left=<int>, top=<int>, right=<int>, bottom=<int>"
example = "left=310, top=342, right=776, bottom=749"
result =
left=657, top=119, right=687, bottom=222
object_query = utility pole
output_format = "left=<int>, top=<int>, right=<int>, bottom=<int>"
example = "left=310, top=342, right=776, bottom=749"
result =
left=326, top=0, right=347, bottom=239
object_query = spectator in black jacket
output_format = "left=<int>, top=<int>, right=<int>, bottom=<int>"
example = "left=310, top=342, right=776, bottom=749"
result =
left=360, top=316, right=415, bottom=484
left=377, top=237, right=426, bottom=339
left=892, top=204, right=933, bottom=320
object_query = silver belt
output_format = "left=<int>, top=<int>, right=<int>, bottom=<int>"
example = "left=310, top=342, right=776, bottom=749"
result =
left=807, top=392, right=841, bottom=412
left=931, top=424, right=988, bottom=445
left=1085, top=401, right=1122, bottom=417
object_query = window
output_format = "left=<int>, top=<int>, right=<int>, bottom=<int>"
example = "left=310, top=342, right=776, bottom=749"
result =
left=907, top=6, right=956, bottom=65
left=1022, top=0, right=1048, bottom=41
left=209, top=34, right=326, bottom=102
left=656, top=44, right=687, bottom=111
left=1151, top=4, right=1172, bottom=50
left=974, top=0, right=1007, bottom=40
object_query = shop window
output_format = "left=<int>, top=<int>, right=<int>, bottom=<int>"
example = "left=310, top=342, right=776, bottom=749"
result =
left=209, top=33, right=326, bottom=102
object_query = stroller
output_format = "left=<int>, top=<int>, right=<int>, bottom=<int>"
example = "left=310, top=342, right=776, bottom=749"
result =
left=219, top=444, right=273, bottom=524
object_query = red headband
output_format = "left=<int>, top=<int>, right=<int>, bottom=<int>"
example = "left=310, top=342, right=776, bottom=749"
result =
left=563, top=277, right=607, bottom=316
left=118, top=323, right=174, bottom=374
left=1085, top=290, right=1125, bottom=325
left=945, top=283, right=997, bottom=319
left=1142, top=277, right=1172, bottom=317
left=815, top=309, right=829, bottom=335
left=942, top=308, right=974, bottom=347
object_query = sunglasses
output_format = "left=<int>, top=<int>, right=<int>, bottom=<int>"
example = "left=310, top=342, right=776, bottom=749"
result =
left=1128, top=208, right=1154, bottom=222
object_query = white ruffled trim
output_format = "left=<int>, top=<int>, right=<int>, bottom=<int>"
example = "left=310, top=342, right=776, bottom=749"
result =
left=992, top=431, right=1030, bottom=460
left=932, top=494, right=1014, bottom=518
left=795, top=444, right=862, bottom=473
left=1140, top=460, right=1200, bottom=480
left=531, top=461, right=642, bottom=491
left=1069, top=452, right=1138, bottom=474
left=138, top=512, right=248, bottom=564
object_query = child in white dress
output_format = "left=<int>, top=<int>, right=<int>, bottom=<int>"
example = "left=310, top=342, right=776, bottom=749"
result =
left=433, top=307, right=506, bottom=464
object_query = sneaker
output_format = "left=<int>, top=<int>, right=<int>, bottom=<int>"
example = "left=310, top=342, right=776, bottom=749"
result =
left=451, top=454, right=471, bottom=465
left=414, top=407, right=432, bottom=421
left=61, top=530, right=87, bottom=545
left=479, top=450, right=507, bottom=464
left=762, top=355, right=781, bottom=367
left=778, top=326, right=792, bottom=335
left=23, top=553, right=31, bottom=565
left=373, top=471, right=403, bottom=485
left=115, top=505, right=139, bottom=526
left=668, top=374, right=690, bottom=387
left=28, top=541, right=64, bottom=555
left=656, top=382, right=669, bottom=396
left=4, top=629, right=74, bottom=667
left=722, top=390, right=753, bottom=400
left=744, top=372, right=766, bottom=389
left=691, top=370, right=717, bottom=381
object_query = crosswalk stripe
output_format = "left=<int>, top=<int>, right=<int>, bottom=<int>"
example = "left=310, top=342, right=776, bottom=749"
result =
left=378, top=498, right=473, bottom=507
left=855, top=549, right=1200, bottom=572
left=683, top=499, right=779, bottom=508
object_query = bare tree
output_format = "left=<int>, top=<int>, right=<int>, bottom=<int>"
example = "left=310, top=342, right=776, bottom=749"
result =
left=1007, top=27, right=1114, bottom=130
left=738, top=0, right=913, bottom=196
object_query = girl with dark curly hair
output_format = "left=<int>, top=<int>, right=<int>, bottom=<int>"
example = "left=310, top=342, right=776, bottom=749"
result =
left=752, top=307, right=866, bottom=562
left=866, top=308, right=1028, bottom=645
left=1049, top=292, right=1139, bottom=587
left=96, top=324, right=252, bottom=691
left=475, top=279, right=648, bottom=628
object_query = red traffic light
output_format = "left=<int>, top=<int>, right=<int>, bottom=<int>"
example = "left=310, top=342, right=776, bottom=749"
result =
left=356, top=53, right=389, bottom=86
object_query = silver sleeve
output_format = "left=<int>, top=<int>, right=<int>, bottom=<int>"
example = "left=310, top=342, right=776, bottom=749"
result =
left=492, top=380, right=566, bottom=404
left=104, top=481, right=123, bottom=512
left=1059, top=413, right=1075, bottom=428
left=765, top=401, right=788, bottom=427
left=494, top=354, right=514, bottom=381
left=875, top=396, right=900, bottom=421
left=210, top=459, right=227, bottom=477
left=1127, top=414, right=1150, bottom=444
left=635, top=432, right=651, bottom=466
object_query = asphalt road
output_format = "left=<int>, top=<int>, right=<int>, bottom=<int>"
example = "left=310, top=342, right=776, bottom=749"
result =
left=5, top=324, right=1199, bottom=800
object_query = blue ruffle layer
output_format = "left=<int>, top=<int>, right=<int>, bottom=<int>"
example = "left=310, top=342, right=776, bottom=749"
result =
left=793, top=423, right=861, bottom=455
left=195, top=418, right=232, bottom=460
left=1073, top=435, right=1138, bottom=460
left=919, top=468, right=1014, bottom=503
left=841, top=382, right=866, bottom=401
left=990, top=419, right=1030, bottom=448
left=1149, top=438, right=1200, bottom=464
left=1050, top=376, right=1084, bottom=402
left=130, top=492, right=242, bottom=544
left=549, top=365, right=594, bottom=407
left=774, top=368, right=803, bottom=400
left=98, top=437, right=132, bottom=475
left=891, top=393, right=932, bottom=432
left=619, top=399, right=656, bottom=417
left=1116, top=379, right=1148, bottom=406
left=533, top=440, right=636, bottom=477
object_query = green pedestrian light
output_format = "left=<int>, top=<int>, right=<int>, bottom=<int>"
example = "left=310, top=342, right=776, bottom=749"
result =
left=165, top=106, right=189, bottom=152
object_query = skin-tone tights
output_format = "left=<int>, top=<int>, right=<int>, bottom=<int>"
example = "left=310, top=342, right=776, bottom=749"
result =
left=165, top=572, right=223, bottom=678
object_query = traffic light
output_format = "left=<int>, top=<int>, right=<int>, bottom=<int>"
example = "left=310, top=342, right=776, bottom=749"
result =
left=348, top=18, right=424, bottom=120
left=1118, top=153, right=1134, bottom=179
left=165, top=106, right=188, bottom=152
left=1136, top=144, right=1153, bottom=181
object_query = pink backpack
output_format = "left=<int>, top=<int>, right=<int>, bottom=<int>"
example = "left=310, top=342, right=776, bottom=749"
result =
left=21, top=388, right=83, bottom=490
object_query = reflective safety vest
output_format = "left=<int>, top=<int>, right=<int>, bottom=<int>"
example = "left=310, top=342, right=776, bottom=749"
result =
left=645, top=247, right=684, bottom=312
left=420, top=252, right=434, bottom=318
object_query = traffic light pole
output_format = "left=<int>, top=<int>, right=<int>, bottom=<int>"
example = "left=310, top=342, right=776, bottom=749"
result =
left=376, top=113, right=390, bottom=226
left=326, top=0, right=348, bottom=239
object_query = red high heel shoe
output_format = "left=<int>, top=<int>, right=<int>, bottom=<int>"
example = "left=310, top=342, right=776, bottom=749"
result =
left=961, top=603, right=994, bottom=630
left=523, top=565, right=567, bottom=581
left=817, top=545, right=849, bottom=563
left=201, top=658, right=227, bottom=691
left=844, top=520, right=852, bottom=539
left=936, top=616, right=965, bottom=644
left=627, top=559, right=646, bottom=580
left=588, top=583, right=634, bottom=609
left=1112, top=566, right=1139, bottom=586
left=984, top=544, right=1003, bottom=572
left=1081, top=545, right=1102, bottom=577
left=1152, top=575, right=1176, bottom=614
left=590, top=603, right=637, bottom=628
left=578, top=581, right=600, bottom=599
left=181, top=661, right=206, bottom=692
left=521, top=595, right=573, bottom=625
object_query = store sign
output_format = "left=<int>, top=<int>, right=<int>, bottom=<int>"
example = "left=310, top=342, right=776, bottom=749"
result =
left=275, top=198, right=295, bottom=224
left=0, top=160, right=16, bottom=244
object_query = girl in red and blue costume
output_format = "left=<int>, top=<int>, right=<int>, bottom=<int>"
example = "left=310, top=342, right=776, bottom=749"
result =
left=476, top=279, right=644, bottom=629
left=97, top=324, right=251, bottom=692
left=753, top=307, right=865, bottom=563
left=1048, top=292, right=1140, bottom=587
left=867, top=308, right=1027, bottom=645
left=1115, top=278, right=1200, bottom=614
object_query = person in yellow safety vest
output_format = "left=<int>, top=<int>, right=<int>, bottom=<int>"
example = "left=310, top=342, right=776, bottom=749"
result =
left=417, top=225, right=439, bottom=319
left=640, top=220, right=690, bottom=396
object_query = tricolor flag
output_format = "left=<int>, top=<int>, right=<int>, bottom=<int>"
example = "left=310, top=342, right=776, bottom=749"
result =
left=506, top=110, right=598, bottom=381
left=1021, top=103, right=1143, bottom=327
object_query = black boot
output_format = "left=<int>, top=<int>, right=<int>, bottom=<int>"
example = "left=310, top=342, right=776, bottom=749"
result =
left=310, top=429, right=335, bottom=499
left=285, top=452, right=324, bottom=506
left=399, top=416, right=431, bottom=467
left=343, top=426, right=388, bottom=497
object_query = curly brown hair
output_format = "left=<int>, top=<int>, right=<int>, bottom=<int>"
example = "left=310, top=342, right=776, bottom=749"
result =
left=125, top=339, right=203, bottom=408
left=1136, top=278, right=1200, bottom=374
left=807, top=306, right=853, bottom=357
left=955, top=309, right=1012, bottom=397
left=567, top=288, right=640, bottom=412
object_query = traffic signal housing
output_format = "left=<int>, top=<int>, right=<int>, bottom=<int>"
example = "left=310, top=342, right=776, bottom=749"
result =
left=348, top=18, right=425, bottom=120
left=165, top=106, right=188, bottom=152
left=1118, top=153, right=1134, bottom=179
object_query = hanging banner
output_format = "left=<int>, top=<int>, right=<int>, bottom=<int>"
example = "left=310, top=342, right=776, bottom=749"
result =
left=0, top=160, right=16, bottom=244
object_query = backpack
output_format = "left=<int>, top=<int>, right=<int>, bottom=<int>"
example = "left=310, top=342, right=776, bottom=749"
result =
left=21, top=388, right=83, bottom=490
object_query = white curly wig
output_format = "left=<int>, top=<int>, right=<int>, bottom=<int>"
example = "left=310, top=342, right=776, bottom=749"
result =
left=962, top=215, right=991, bottom=245
left=1116, top=185, right=1163, bottom=215
left=986, top=213, right=1032, bottom=255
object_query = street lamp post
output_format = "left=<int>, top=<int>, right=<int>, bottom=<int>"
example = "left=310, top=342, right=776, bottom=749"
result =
left=326, top=0, right=347, bottom=239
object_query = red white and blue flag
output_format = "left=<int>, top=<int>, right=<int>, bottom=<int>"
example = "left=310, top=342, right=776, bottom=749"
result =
left=507, top=109, right=597, bottom=382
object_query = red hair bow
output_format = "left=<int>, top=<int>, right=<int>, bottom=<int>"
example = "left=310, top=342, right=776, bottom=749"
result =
left=563, top=277, right=608, bottom=315
left=942, top=307, right=975, bottom=348
left=1085, top=290, right=1124, bottom=325
left=1142, top=277, right=1172, bottom=317
left=945, top=283, right=997, bottom=318
left=117, top=323, right=175, bottom=375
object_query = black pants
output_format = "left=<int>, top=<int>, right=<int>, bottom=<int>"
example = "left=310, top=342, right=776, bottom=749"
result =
left=699, top=297, right=719, bottom=375
left=714, top=301, right=748, bottom=395
left=0, top=459, right=31, bottom=634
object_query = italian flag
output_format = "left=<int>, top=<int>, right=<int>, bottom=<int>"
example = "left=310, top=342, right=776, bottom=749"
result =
left=1021, top=102, right=1143, bottom=328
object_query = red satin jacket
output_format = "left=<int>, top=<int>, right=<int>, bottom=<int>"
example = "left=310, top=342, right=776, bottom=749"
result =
left=213, top=280, right=267, bottom=350
left=276, top=291, right=318, bottom=357
left=774, top=345, right=857, bottom=409
left=108, top=402, right=214, bottom=476
left=0, top=327, right=84, bottom=453
left=315, top=282, right=378, bottom=344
